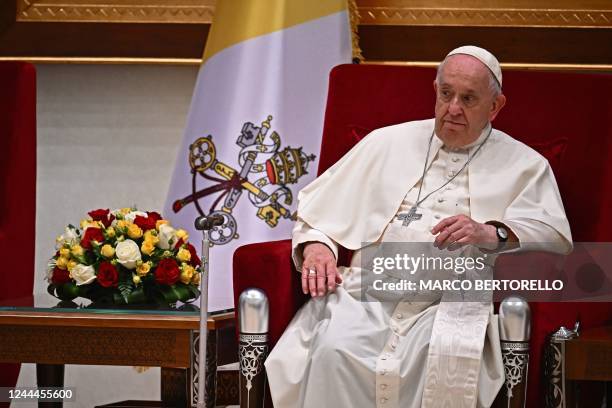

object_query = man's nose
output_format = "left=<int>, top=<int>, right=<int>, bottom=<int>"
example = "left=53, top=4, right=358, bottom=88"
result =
left=448, top=97, right=462, bottom=115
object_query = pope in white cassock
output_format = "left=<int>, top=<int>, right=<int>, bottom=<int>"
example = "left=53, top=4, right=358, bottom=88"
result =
left=264, top=46, right=573, bottom=408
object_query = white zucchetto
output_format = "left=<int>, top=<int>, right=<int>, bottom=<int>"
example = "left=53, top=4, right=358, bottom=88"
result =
left=446, top=45, right=502, bottom=87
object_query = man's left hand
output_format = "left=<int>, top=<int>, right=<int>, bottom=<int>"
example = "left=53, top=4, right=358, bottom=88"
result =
left=431, top=215, right=497, bottom=250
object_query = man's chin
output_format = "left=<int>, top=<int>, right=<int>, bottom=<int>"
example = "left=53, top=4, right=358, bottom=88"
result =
left=438, top=128, right=465, bottom=139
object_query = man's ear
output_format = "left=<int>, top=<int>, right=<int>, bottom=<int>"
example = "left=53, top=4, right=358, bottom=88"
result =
left=433, top=80, right=438, bottom=94
left=489, top=93, right=506, bottom=122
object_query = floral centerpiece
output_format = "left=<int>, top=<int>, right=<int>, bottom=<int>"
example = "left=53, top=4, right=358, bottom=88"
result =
left=47, top=208, right=201, bottom=306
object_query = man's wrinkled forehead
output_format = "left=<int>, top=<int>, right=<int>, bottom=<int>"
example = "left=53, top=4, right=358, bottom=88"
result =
left=438, top=55, right=493, bottom=90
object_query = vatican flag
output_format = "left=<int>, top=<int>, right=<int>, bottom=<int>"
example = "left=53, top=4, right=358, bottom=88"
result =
left=164, top=0, right=352, bottom=311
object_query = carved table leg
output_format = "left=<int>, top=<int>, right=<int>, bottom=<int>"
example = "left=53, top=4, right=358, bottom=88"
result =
left=36, top=363, right=64, bottom=408
left=189, top=329, right=218, bottom=408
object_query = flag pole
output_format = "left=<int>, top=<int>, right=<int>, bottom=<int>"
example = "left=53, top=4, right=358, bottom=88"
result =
left=194, top=214, right=224, bottom=408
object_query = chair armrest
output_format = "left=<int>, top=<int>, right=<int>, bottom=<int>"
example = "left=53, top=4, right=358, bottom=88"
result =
left=233, top=239, right=309, bottom=347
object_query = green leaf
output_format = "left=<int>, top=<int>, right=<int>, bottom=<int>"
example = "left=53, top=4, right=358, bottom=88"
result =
left=156, top=283, right=199, bottom=304
left=118, top=280, right=133, bottom=304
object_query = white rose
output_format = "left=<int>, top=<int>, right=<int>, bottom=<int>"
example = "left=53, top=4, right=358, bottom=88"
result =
left=157, top=224, right=177, bottom=250
left=55, top=226, right=80, bottom=249
left=124, top=211, right=147, bottom=224
left=70, top=264, right=96, bottom=286
left=115, top=239, right=142, bottom=269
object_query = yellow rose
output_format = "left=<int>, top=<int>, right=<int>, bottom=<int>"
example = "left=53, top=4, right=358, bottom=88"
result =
left=59, top=248, right=71, bottom=258
left=56, top=256, right=69, bottom=270
left=136, top=262, right=151, bottom=276
left=192, top=272, right=201, bottom=285
left=71, top=244, right=84, bottom=257
left=81, top=219, right=102, bottom=230
left=101, top=244, right=115, bottom=258
left=141, top=241, right=155, bottom=256
left=177, top=248, right=191, bottom=263
left=156, top=219, right=169, bottom=230
left=106, top=227, right=116, bottom=238
left=143, top=230, right=159, bottom=245
left=176, top=229, right=189, bottom=242
left=127, top=224, right=143, bottom=239
left=133, top=275, right=141, bottom=285
left=120, top=207, right=132, bottom=215
left=182, top=264, right=195, bottom=275
left=180, top=264, right=195, bottom=284
left=117, top=220, right=128, bottom=229
left=67, top=260, right=77, bottom=272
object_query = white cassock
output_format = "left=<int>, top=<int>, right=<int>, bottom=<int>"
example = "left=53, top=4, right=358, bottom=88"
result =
left=264, top=118, right=572, bottom=408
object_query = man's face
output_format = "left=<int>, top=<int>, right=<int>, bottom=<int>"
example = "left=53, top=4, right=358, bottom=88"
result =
left=433, top=55, right=505, bottom=147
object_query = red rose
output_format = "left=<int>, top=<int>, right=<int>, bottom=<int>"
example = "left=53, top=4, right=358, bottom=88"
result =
left=134, top=215, right=157, bottom=231
left=81, top=227, right=105, bottom=250
left=88, top=208, right=109, bottom=220
left=88, top=208, right=114, bottom=228
left=173, top=238, right=184, bottom=250
left=51, top=267, right=71, bottom=285
left=147, top=211, right=162, bottom=223
left=155, top=258, right=180, bottom=285
left=97, top=261, right=118, bottom=288
left=186, top=243, right=200, bottom=267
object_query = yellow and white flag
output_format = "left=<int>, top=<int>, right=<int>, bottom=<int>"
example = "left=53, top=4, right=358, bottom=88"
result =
left=164, top=0, right=352, bottom=311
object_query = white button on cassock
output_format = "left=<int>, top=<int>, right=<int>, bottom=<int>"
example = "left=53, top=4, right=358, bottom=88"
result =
left=380, top=384, right=388, bottom=390
left=380, top=397, right=388, bottom=404
left=395, top=313, right=403, bottom=319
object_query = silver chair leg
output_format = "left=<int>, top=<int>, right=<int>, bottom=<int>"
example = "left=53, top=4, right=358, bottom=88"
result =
left=498, top=296, right=531, bottom=408
left=544, top=323, right=579, bottom=408
left=239, top=288, right=269, bottom=408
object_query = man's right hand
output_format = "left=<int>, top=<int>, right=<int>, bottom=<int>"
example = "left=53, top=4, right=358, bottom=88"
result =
left=301, top=242, right=342, bottom=297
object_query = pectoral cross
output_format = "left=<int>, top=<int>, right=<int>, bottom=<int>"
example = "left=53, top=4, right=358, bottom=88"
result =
left=396, top=206, right=422, bottom=227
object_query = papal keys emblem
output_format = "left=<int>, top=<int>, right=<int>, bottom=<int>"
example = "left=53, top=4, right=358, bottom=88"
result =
left=172, top=115, right=316, bottom=246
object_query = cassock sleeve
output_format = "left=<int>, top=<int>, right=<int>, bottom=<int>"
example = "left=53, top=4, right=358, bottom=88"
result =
left=291, top=217, right=339, bottom=272
left=494, top=158, right=573, bottom=254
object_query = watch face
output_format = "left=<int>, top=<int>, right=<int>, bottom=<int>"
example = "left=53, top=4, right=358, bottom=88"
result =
left=498, top=227, right=509, bottom=241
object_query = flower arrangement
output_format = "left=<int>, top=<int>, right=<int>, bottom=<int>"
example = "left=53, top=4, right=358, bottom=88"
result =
left=47, top=208, right=201, bottom=306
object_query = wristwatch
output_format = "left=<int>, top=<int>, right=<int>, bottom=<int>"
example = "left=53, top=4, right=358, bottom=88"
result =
left=495, top=226, right=509, bottom=243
